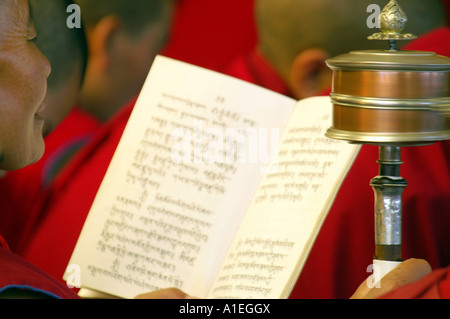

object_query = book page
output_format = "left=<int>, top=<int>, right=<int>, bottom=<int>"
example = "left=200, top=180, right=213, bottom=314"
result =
left=64, top=56, right=296, bottom=299
left=209, top=96, right=361, bottom=298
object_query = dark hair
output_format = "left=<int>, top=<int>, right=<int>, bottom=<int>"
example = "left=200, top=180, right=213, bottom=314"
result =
left=29, top=0, right=88, bottom=90
left=75, top=0, right=171, bottom=38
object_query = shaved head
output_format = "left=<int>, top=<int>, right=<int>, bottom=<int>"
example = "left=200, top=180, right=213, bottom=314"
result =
left=29, top=0, right=88, bottom=135
left=30, top=0, right=87, bottom=91
left=256, top=0, right=446, bottom=81
left=75, top=0, right=173, bottom=39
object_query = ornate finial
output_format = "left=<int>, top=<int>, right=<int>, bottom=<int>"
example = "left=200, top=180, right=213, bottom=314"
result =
left=368, top=0, right=417, bottom=49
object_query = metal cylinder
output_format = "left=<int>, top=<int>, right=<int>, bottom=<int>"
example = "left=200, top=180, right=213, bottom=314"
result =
left=370, top=147, right=406, bottom=261
left=370, top=146, right=406, bottom=261
left=325, top=50, right=450, bottom=145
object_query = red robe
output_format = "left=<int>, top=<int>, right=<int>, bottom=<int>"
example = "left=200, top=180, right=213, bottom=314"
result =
left=378, top=266, right=450, bottom=299
left=0, top=244, right=80, bottom=299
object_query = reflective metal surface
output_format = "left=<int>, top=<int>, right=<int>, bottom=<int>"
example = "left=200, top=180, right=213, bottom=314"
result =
left=326, top=50, right=450, bottom=144
left=368, top=0, right=416, bottom=42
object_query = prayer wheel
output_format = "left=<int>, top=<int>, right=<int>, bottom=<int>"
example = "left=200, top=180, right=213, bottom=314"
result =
left=324, top=0, right=450, bottom=279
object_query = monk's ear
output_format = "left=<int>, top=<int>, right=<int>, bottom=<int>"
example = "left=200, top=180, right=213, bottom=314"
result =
left=288, top=48, right=332, bottom=99
left=86, top=15, right=121, bottom=71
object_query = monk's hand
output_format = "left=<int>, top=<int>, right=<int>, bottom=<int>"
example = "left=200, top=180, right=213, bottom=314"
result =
left=134, top=288, right=198, bottom=299
left=350, top=258, right=432, bottom=299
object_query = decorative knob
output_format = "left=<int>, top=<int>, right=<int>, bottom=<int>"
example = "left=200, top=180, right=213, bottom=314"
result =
left=368, top=0, right=417, bottom=49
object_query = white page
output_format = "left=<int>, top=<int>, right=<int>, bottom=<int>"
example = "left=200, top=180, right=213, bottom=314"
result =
left=65, top=56, right=296, bottom=299
left=209, top=97, right=361, bottom=298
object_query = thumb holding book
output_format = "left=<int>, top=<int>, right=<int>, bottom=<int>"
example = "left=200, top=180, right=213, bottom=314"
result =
left=134, top=288, right=198, bottom=299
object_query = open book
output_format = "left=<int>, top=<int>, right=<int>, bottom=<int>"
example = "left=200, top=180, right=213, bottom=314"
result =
left=64, top=55, right=360, bottom=299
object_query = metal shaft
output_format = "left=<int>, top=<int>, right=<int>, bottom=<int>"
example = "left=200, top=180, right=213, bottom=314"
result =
left=370, top=146, right=407, bottom=261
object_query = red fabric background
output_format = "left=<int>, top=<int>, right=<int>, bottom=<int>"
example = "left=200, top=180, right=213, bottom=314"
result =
left=161, top=0, right=257, bottom=72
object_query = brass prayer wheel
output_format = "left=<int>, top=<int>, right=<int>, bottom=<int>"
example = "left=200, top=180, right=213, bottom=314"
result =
left=324, top=0, right=450, bottom=275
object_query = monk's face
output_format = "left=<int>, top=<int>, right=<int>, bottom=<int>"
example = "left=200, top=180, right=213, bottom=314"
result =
left=0, top=0, right=51, bottom=170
